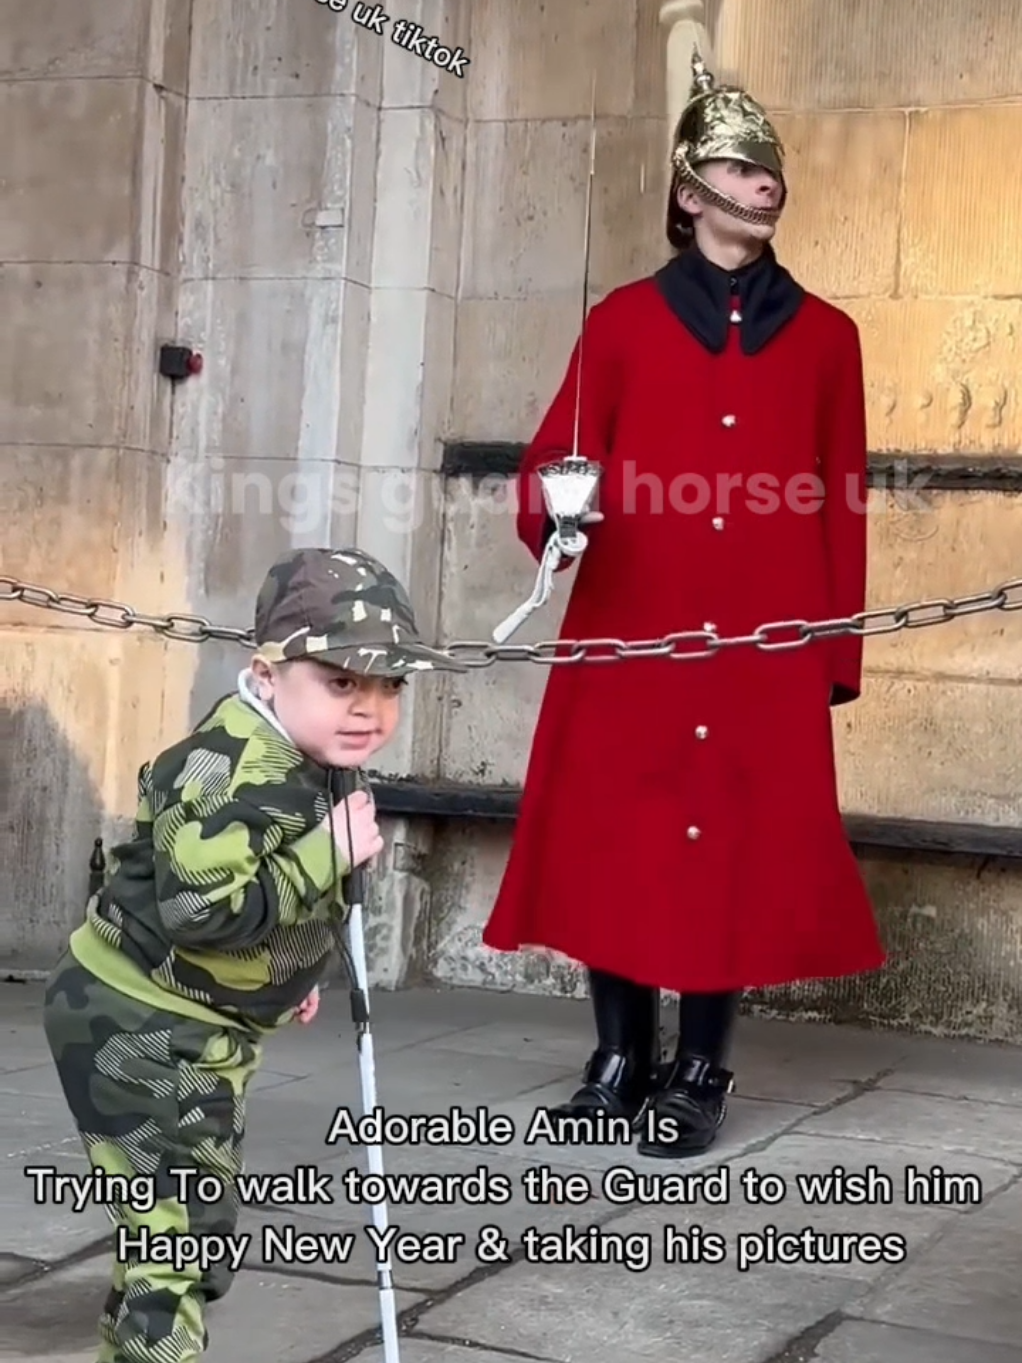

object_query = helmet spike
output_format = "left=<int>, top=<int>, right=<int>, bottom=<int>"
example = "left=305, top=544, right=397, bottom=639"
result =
left=690, top=45, right=714, bottom=94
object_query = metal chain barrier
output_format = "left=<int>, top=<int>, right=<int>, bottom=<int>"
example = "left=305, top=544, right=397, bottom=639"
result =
left=3, top=573, right=1022, bottom=666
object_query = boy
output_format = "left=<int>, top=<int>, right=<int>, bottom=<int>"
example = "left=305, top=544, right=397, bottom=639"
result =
left=43, top=546, right=466, bottom=1362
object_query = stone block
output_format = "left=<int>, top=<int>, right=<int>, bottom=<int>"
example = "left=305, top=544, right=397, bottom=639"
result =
left=843, top=298, right=1022, bottom=453
left=0, top=0, right=147, bottom=80
left=359, top=287, right=456, bottom=469
left=173, top=276, right=371, bottom=464
left=380, top=0, right=470, bottom=117
left=363, top=816, right=434, bottom=987
left=459, top=116, right=665, bottom=301
left=106, top=635, right=198, bottom=816
left=833, top=672, right=1022, bottom=824
left=424, top=825, right=1022, bottom=1044
left=901, top=106, right=1022, bottom=297
left=0, top=629, right=182, bottom=966
left=155, top=0, right=193, bottom=94
left=0, top=264, right=170, bottom=452
left=634, top=0, right=669, bottom=118
left=859, top=487, right=1022, bottom=680
left=137, top=86, right=188, bottom=278
left=187, top=0, right=384, bottom=99
left=182, top=93, right=374, bottom=285
left=1, top=446, right=166, bottom=629
left=438, top=477, right=567, bottom=785
left=467, top=0, right=639, bottom=120
left=713, top=0, right=1022, bottom=110
left=371, top=108, right=464, bottom=297
left=450, top=294, right=598, bottom=441
left=760, top=858, right=1022, bottom=1042
left=355, top=464, right=448, bottom=775
left=166, top=454, right=361, bottom=617
left=0, top=79, right=146, bottom=266
left=771, top=110, right=905, bottom=298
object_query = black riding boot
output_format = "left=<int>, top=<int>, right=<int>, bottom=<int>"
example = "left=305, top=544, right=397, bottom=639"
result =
left=637, top=990, right=740, bottom=1159
left=545, top=969, right=660, bottom=1135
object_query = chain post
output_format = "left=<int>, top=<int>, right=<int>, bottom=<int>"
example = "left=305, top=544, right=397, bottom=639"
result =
left=2, top=573, right=1021, bottom=667
left=88, top=838, right=106, bottom=897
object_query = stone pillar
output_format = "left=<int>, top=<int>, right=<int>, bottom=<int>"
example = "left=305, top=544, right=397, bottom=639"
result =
left=660, top=0, right=713, bottom=142
left=169, top=0, right=468, bottom=989
left=354, top=0, right=469, bottom=987
left=0, top=1, right=190, bottom=968
left=170, top=2, right=387, bottom=723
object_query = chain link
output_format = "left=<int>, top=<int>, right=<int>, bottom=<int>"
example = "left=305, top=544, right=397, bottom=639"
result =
left=3, top=574, right=1022, bottom=666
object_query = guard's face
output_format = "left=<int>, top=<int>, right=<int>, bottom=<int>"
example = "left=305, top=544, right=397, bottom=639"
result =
left=251, top=657, right=404, bottom=768
left=679, top=158, right=784, bottom=245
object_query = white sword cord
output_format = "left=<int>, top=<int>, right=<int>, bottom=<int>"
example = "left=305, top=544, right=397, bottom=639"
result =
left=491, top=530, right=588, bottom=644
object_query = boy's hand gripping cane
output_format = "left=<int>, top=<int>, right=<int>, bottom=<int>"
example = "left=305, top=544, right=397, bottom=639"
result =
left=492, top=79, right=603, bottom=646
left=332, top=773, right=402, bottom=1363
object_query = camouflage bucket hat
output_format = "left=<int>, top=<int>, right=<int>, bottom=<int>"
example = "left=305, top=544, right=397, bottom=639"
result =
left=253, top=547, right=469, bottom=676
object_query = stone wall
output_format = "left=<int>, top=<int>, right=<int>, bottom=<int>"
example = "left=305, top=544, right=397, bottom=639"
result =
left=1, top=0, right=471, bottom=976
left=4, top=0, right=1022, bottom=1039
left=425, top=0, right=669, bottom=992
left=711, top=0, right=1022, bottom=1036
left=1, top=2, right=190, bottom=966
left=169, top=0, right=469, bottom=987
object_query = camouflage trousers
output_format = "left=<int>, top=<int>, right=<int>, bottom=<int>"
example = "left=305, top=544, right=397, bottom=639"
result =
left=43, top=952, right=263, bottom=1363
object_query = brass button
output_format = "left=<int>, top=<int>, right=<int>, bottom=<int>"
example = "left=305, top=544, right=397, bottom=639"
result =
left=730, top=308, right=742, bottom=323
left=722, top=414, right=736, bottom=427
left=695, top=725, right=708, bottom=739
left=704, top=621, right=717, bottom=633
left=687, top=826, right=701, bottom=840
left=712, top=516, right=725, bottom=530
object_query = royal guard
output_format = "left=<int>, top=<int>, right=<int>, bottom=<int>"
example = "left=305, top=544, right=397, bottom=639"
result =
left=482, top=50, right=886, bottom=1158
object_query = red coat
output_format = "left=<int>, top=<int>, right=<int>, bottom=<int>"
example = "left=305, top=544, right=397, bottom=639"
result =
left=482, top=253, right=885, bottom=994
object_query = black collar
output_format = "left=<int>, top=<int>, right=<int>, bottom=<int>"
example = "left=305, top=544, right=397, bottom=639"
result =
left=653, top=245, right=805, bottom=356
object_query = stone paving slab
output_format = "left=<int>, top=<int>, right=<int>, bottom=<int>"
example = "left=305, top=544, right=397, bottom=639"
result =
left=237, top=1142, right=620, bottom=1294
left=575, top=1131, right=1016, bottom=1285
left=875, top=1034, right=1022, bottom=1106
left=414, top=1257, right=863, bottom=1363
left=854, top=1178, right=1022, bottom=1346
left=4, top=979, right=1022, bottom=1363
left=814, top=1320, right=1022, bottom=1362
left=0, top=1255, right=426, bottom=1362
left=799, top=1087, right=1022, bottom=1163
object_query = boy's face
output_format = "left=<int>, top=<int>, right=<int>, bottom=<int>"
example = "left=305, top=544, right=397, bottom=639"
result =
left=250, top=657, right=404, bottom=768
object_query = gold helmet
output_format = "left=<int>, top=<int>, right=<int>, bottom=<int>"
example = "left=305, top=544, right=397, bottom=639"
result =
left=667, top=47, right=786, bottom=249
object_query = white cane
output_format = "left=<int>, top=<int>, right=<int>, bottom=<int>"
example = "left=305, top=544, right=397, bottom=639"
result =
left=344, top=861, right=401, bottom=1362
left=334, top=779, right=402, bottom=1363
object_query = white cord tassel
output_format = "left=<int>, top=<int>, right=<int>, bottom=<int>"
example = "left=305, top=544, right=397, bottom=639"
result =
left=491, top=531, right=588, bottom=644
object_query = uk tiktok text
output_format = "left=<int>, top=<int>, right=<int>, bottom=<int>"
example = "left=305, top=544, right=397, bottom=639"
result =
left=26, top=1105, right=984, bottom=1276
left=314, top=0, right=469, bottom=78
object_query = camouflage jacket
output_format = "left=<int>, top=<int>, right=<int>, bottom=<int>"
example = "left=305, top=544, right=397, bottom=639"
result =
left=70, top=692, right=359, bottom=1033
